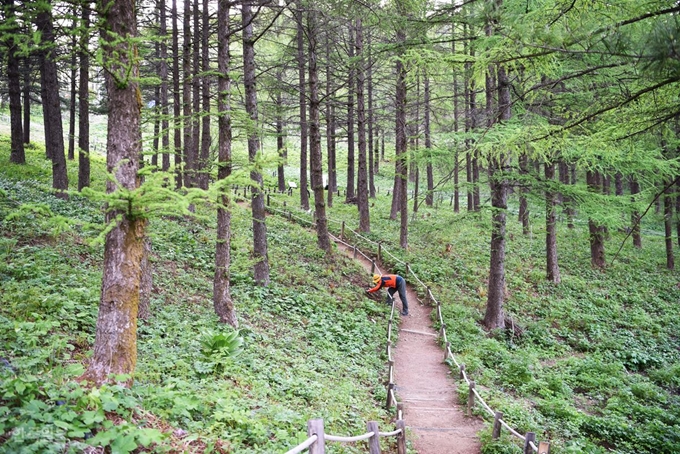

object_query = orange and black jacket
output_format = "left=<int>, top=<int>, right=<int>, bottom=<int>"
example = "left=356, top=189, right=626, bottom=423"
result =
left=367, top=274, right=400, bottom=293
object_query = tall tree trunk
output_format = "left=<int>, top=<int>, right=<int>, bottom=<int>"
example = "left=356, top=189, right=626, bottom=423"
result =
left=483, top=52, right=510, bottom=330
left=630, top=177, right=641, bottom=248
left=182, top=0, right=193, bottom=188
left=308, top=9, right=331, bottom=253
left=214, top=0, right=237, bottom=326
left=545, top=160, right=561, bottom=283
left=367, top=29, right=375, bottom=199
left=191, top=0, right=201, bottom=187
left=160, top=0, right=170, bottom=171
left=518, top=153, right=529, bottom=234
left=36, top=0, right=68, bottom=198
left=68, top=13, right=77, bottom=161
left=325, top=34, right=335, bottom=207
left=395, top=20, right=408, bottom=248
left=84, top=0, right=145, bottom=386
left=452, top=30, right=459, bottom=212
left=4, top=0, right=25, bottom=164
left=242, top=1, right=270, bottom=285
left=587, top=170, right=606, bottom=268
left=276, top=71, right=286, bottom=193
left=199, top=0, right=210, bottom=190
left=172, top=0, right=183, bottom=188
left=78, top=1, right=91, bottom=190
left=664, top=185, right=674, bottom=269
left=424, top=72, right=433, bottom=207
left=151, top=82, right=160, bottom=168
left=23, top=59, right=31, bottom=145
left=296, top=1, right=309, bottom=210
left=346, top=23, right=356, bottom=202
left=356, top=18, right=370, bottom=232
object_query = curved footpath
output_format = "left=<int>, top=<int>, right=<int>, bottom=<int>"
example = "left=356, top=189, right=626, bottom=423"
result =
left=338, top=242, right=484, bottom=453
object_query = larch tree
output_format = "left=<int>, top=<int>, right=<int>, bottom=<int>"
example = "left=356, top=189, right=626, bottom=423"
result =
left=356, top=17, right=370, bottom=232
left=307, top=5, right=331, bottom=253
left=394, top=1, right=408, bottom=249
left=78, top=0, right=91, bottom=191
left=242, top=0, right=270, bottom=286
left=35, top=0, right=68, bottom=198
left=296, top=0, right=309, bottom=210
left=213, top=0, right=237, bottom=326
left=83, top=0, right=145, bottom=386
left=172, top=0, right=183, bottom=188
left=3, top=0, right=25, bottom=164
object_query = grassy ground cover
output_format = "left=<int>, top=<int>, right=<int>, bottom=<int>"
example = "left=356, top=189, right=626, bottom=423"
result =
left=0, top=138, right=397, bottom=453
left=308, top=173, right=680, bottom=454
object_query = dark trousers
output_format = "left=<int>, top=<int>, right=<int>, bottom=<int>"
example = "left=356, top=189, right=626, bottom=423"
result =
left=386, top=276, right=408, bottom=312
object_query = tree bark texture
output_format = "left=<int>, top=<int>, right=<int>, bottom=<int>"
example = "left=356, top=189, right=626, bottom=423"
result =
left=296, top=1, right=309, bottom=210
left=191, top=0, right=201, bottom=187
left=346, top=23, right=356, bottom=202
left=356, top=18, right=370, bottom=233
left=68, top=16, right=77, bottom=161
left=545, top=161, right=561, bottom=283
left=36, top=0, right=68, bottom=198
left=307, top=9, right=331, bottom=253
left=4, top=0, right=25, bottom=164
left=518, top=153, right=529, bottom=234
left=483, top=63, right=510, bottom=330
left=587, top=170, right=606, bottom=268
left=664, top=187, right=674, bottom=270
left=199, top=0, right=210, bottom=190
left=395, top=25, right=408, bottom=249
left=425, top=73, right=433, bottom=207
left=630, top=177, right=641, bottom=248
left=84, top=0, right=145, bottom=386
left=172, top=0, right=183, bottom=188
left=213, top=0, right=237, bottom=327
left=78, top=1, right=91, bottom=190
left=160, top=0, right=170, bottom=171
left=182, top=0, right=193, bottom=188
left=22, top=60, right=31, bottom=145
left=242, top=2, right=270, bottom=285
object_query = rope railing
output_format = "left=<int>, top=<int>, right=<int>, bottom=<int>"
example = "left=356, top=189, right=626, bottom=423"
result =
left=266, top=203, right=406, bottom=454
left=264, top=195, right=552, bottom=454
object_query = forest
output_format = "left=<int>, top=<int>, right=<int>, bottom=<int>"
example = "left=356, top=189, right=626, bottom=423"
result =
left=0, top=0, right=679, bottom=452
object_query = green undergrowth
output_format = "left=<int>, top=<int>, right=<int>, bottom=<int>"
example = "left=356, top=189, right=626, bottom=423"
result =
left=0, top=144, right=397, bottom=453
left=289, top=178, right=680, bottom=454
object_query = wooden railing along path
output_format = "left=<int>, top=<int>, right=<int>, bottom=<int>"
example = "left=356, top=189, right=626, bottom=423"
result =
left=237, top=185, right=552, bottom=454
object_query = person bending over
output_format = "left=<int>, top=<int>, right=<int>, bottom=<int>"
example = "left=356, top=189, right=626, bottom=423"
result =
left=367, top=274, right=409, bottom=316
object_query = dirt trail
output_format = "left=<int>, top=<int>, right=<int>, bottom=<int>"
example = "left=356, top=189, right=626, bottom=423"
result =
left=337, top=243, right=484, bottom=454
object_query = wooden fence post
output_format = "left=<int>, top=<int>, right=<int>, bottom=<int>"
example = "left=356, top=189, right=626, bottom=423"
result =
left=467, top=381, right=475, bottom=416
left=396, top=420, right=406, bottom=454
left=386, top=383, right=394, bottom=410
left=341, top=221, right=345, bottom=239
left=377, top=242, right=382, bottom=261
left=371, top=260, right=376, bottom=274
left=308, top=419, right=325, bottom=454
left=396, top=402, right=404, bottom=421
left=524, top=432, right=536, bottom=454
left=439, top=323, right=446, bottom=338
left=353, top=245, right=357, bottom=259
left=492, top=411, right=503, bottom=439
left=444, top=342, right=450, bottom=361
left=266, top=194, right=270, bottom=206
left=367, top=421, right=381, bottom=454
left=538, top=441, right=550, bottom=454
left=459, top=364, right=465, bottom=379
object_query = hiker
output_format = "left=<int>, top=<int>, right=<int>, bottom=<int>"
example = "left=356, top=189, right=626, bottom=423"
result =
left=367, top=274, right=409, bottom=316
